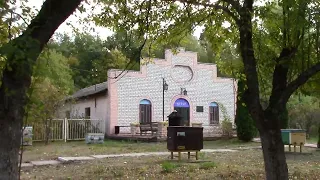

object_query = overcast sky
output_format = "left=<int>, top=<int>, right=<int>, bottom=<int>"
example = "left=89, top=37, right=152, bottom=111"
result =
left=26, top=0, right=204, bottom=40
left=25, top=0, right=112, bottom=40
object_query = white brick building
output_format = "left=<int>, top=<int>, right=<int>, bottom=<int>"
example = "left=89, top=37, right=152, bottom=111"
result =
left=60, top=48, right=237, bottom=136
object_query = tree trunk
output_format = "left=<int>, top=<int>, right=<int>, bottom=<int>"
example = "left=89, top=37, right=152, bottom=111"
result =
left=45, top=118, right=53, bottom=145
left=237, top=3, right=290, bottom=178
left=317, top=125, right=320, bottom=148
left=260, top=126, right=288, bottom=180
left=45, top=118, right=49, bottom=145
left=0, top=101, right=23, bottom=180
left=0, top=0, right=82, bottom=179
left=0, top=63, right=32, bottom=179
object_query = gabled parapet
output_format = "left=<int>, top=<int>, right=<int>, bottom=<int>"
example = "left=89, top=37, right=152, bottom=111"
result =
left=108, top=47, right=234, bottom=83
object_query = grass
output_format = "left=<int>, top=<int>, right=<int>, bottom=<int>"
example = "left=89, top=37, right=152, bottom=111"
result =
left=161, top=161, right=179, bottom=173
left=307, top=136, right=319, bottom=144
left=22, top=140, right=164, bottom=162
left=20, top=148, right=320, bottom=180
left=203, top=138, right=259, bottom=149
left=199, top=162, right=217, bottom=169
left=22, top=138, right=260, bottom=162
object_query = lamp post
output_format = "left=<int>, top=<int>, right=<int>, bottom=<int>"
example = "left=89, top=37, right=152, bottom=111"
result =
left=163, top=78, right=168, bottom=121
left=180, top=88, right=187, bottom=95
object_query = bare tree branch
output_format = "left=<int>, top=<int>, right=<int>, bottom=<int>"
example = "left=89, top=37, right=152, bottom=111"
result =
left=8, top=12, right=12, bottom=40
left=280, top=62, right=320, bottom=104
left=9, top=10, right=29, bottom=26
left=221, top=0, right=242, bottom=13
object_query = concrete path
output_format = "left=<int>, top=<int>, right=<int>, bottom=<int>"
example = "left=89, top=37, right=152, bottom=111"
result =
left=21, top=148, right=238, bottom=169
left=21, top=160, right=61, bottom=169
left=304, top=143, right=318, bottom=148
left=57, top=149, right=238, bottom=162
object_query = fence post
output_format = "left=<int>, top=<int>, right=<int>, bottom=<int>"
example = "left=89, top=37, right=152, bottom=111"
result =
left=64, top=118, right=67, bottom=142
left=102, top=119, right=106, bottom=135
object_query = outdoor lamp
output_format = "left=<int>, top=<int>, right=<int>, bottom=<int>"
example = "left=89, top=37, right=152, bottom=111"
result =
left=163, top=80, right=168, bottom=91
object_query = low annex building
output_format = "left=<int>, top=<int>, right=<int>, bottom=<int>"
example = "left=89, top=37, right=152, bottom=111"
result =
left=59, top=48, right=237, bottom=137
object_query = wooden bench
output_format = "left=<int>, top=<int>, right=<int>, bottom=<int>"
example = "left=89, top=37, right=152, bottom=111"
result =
left=140, top=122, right=158, bottom=135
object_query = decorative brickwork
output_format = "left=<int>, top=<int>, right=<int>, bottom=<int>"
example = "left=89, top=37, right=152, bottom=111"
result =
left=203, top=125, right=223, bottom=137
left=107, top=48, right=237, bottom=136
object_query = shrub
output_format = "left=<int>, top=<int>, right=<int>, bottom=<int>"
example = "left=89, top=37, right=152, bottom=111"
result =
left=318, top=125, right=320, bottom=148
left=199, top=162, right=217, bottom=170
left=130, top=122, right=140, bottom=127
left=222, top=120, right=233, bottom=138
left=235, top=79, right=257, bottom=142
left=235, top=102, right=257, bottom=141
left=309, top=125, right=318, bottom=137
left=218, top=103, right=234, bottom=138
left=111, top=170, right=124, bottom=178
left=198, top=152, right=206, bottom=159
left=161, top=161, right=178, bottom=173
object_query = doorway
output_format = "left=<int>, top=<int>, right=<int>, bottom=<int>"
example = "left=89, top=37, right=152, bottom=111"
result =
left=174, top=98, right=190, bottom=126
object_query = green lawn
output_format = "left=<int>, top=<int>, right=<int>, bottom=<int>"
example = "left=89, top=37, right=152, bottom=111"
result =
left=21, top=148, right=320, bottom=180
left=22, top=139, right=259, bottom=162
left=307, top=136, right=319, bottom=144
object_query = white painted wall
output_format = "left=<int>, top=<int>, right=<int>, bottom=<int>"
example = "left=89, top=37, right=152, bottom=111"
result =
left=57, top=94, right=109, bottom=133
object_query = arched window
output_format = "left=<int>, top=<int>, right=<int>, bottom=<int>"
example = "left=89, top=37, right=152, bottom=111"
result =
left=139, top=99, right=152, bottom=124
left=209, top=102, right=219, bottom=124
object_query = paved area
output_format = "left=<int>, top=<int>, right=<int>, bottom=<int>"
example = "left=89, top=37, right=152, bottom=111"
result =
left=30, top=160, right=60, bottom=166
left=92, top=152, right=169, bottom=159
left=20, top=148, right=239, bottom=168
left=58, top=156, right=95, bottom=162
left=202, top=149, right=237, bottom=152
left=20, top=143, right=318, bottom=169
left=305, top=143, right=318, bottom=148
left=21, top=163, right=33, bottom=168
left=21, top=160, right=60, bottom=169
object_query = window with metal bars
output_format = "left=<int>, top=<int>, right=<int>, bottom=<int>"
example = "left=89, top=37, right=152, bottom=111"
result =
left=209, top=102, right=219, bottom=125
left=139, top=99, right=152, bottom=124
left=85, top=107, right=91, bottom=118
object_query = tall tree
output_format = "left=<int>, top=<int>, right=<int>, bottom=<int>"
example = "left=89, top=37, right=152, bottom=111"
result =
left=287, top=95, right=320, bottom=131
left=51, top=32, right=135, bottom=87
left=96, top=0, right=320, bottom=179
left=0, top=0, right=82, bottom=179
left=318, top=126, right=320, bottom=148
left=92, top=49, right=130, bottom=83
left=51, top=33, right=106, bottom=89
left=143, top=34, right=210, bottom=62
left=27, top=49, right=74, bottom=145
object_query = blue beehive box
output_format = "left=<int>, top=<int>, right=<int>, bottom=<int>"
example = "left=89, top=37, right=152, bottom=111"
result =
left=85, top=133, right=104, bottom=144
left=22, top=127, right=33, bottom=146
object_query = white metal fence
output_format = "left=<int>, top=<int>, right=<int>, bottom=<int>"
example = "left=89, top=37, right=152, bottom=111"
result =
left=25, top=118, right=104, bottom=142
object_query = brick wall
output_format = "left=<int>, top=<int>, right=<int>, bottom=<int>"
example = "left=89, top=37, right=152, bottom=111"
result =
left=108, top=48, right=237, bottom=135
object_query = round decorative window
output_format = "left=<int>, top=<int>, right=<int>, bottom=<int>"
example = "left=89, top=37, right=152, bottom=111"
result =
left=170, top=65, right=193, bottom=83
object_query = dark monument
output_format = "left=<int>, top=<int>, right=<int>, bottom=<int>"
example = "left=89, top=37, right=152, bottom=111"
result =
left=167, top=110, right=203, bottom=160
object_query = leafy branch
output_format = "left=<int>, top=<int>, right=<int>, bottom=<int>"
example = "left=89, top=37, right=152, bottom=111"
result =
left=164, top=0, right=241, bottom=25
left=280, top=62, right=320, bottom=104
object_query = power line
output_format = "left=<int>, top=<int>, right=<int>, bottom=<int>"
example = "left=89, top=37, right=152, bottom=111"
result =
left=69, top=67, right=96, bottom=73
